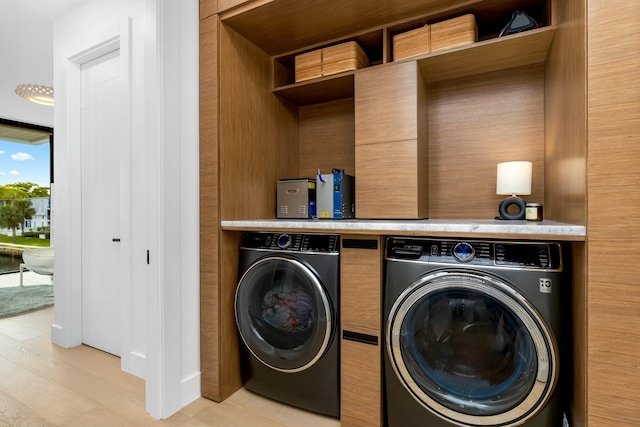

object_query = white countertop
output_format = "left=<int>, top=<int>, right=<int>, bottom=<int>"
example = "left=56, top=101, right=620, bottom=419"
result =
left=221, top=219, right=586, bottom=241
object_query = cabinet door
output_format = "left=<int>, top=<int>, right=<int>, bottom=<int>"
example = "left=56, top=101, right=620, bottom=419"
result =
left=355, top=61, right=428, bottom=219
left=341, top=236, right=383, bottom=426
left=341, top=333, right=382, bottom=427
left=356, top=139, right=424, bottom=219
left=341, top=236, right=382, bottom=330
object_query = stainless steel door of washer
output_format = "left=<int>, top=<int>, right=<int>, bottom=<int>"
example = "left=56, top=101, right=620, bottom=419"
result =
left=386, top=269, right=559, bottom=426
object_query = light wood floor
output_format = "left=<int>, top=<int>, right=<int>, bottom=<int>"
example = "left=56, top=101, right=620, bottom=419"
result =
left=0, top=307, right=341, bottom=426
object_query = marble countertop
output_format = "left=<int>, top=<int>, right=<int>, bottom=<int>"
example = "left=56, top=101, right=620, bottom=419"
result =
left=220, top=219, right=586, bottom=241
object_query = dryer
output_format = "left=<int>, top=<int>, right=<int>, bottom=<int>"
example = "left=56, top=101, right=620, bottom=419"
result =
left=235, top=232, right=340, bottom=418
left=384, top=237, right=567, bottom=427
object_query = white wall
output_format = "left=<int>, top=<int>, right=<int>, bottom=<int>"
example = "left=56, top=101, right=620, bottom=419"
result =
left=52, top=0, right=200, bottom=419
left=0, top=1, right=54, bottom=127
left=143, top=0, right=201, bottom=417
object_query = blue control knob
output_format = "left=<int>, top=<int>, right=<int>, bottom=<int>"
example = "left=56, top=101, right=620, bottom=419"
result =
left=453, top=242, right=475, bottom=262
left=277, top=234, right=292, bottom=249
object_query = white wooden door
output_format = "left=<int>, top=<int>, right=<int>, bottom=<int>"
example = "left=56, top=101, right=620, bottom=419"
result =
left=80, top=48, right=126, bottom=356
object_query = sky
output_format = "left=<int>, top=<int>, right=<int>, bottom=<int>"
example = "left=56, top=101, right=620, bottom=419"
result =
left=0, top=139, right=50, bottom=187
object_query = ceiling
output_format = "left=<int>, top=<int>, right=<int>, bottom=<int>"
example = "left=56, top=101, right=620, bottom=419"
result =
left=0, top=0, right=88, bottom=140
left=0, top=119, right=52, bottom=145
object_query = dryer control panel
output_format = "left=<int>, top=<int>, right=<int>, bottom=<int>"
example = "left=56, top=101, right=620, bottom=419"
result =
left=241, top=232, right=339, bottom=253
left=386, top=237, right=562, bottom=269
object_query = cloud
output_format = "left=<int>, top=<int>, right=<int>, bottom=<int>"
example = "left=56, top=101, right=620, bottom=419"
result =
left=0, top=151, right=4, bottom=155
left=11, top=152, right=34, bottom=161
left=9, top=171, right=19, bottom=176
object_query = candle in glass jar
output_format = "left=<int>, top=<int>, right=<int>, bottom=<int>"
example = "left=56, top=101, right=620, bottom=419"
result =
left=525, top=203, right=543, bottom=221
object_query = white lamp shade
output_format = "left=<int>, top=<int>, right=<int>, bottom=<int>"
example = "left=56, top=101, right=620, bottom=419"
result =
left=496, top=161, right=532, bottom=196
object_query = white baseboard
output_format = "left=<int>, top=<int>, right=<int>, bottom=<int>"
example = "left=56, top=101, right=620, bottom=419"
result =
left=122, top=351, right=147, bottom=379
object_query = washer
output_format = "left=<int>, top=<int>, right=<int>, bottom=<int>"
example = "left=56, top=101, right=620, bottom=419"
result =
left=235, top=232, right=340, bottom=418
left=384, top=237, right=567, bottom=427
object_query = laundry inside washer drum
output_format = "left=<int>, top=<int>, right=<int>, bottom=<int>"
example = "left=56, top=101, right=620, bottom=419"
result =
left=399, top=288, right=538, bottom=415
left=251, top=285, right=316, bottom=349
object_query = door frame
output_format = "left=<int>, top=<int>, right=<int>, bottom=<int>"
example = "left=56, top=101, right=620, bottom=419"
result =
left=52, top=0, right=201, bottom=418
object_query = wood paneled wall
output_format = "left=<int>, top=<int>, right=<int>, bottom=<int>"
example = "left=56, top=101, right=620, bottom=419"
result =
left=299, top=98, right=355, bottom=178
left=544, top=1, right=588, bottom=426
left=587, top=1, right=640, bottom=426
left=199, top=12, right=222, bottom=401
left=218, top=25, right=298, bottom=221
left=545, top=0, right=587, bottom=226
left=199, top=0, right=217, bottom=19
left=428, top=64, right=545, bottom=219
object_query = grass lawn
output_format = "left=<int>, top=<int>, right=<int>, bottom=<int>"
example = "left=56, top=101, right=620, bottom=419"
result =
left=0, top=234, right=50, bottom=247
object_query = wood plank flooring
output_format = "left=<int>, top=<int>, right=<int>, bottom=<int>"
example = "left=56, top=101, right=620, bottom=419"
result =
left=0, top=307, right=341, bottom=426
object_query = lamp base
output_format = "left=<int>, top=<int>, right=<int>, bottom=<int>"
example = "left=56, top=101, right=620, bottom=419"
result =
left=498, top=196, right=526, bottom=220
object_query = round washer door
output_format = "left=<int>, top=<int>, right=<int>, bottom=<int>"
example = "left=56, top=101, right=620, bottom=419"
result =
left=387, top=270, right=558, bottom=427
left=235, top=256, right=334, bottom=373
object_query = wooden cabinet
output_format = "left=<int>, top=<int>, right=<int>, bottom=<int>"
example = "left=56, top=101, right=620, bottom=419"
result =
left=200, top=0, right=593, bottom=425
left=355, top=62, right=428, bottom=219
left=341, top=337, right=383, bottom=427
left=199, top=0, right=217, bottom=19
left=340, top=236, right=383, bottom=426
left=586, top=1, right=640, bottom=426
left=269, top=17, right=555, bottom=221
left=199, top=12, right=226, bottom=401
left=341, top=236, right=383, bottom=330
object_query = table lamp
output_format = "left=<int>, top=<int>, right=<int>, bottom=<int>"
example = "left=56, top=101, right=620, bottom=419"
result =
left=496, top=161, right=532, bottom=220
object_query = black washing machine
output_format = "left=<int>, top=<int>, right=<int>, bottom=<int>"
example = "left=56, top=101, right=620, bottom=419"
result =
left=235, top=232, right=340, bottom=418
left=384, top=237, right=568, bottom=427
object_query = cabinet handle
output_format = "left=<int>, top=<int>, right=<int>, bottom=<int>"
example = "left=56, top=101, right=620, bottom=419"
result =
left=112, top=238, right=121, bottom=242
left=343, top=330, right=379, bottom=346
left=342, top=239, right=378, bottom=250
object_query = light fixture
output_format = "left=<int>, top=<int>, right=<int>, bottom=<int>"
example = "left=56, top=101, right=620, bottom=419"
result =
left=15, top=84, right=54, bottom=106
left=496, top=161, right=532, bottom=220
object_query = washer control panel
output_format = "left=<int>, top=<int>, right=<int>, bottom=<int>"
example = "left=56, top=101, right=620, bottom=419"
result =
left=386, top=237, right=562, bottom=269
left=241, top=232, right=339, bottom=253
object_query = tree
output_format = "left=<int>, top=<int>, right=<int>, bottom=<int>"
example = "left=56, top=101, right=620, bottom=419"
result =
left=0, top=182, right=50, bottom=199
left=13, top=199, right=36, bottom=236
left=0, top=203, right=23, bottom=241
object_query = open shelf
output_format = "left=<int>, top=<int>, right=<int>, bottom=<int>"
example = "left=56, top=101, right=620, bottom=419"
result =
left=273, top=26, right=555, bottom=105
left=273, top=74, right=355, bottom=106
left=222, top=0, right=550, bottom=57
left=417, top=26, right=556, bottom=82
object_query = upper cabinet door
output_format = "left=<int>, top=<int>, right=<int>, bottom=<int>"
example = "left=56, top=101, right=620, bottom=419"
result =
left=355, top=61, right=429, bottom=219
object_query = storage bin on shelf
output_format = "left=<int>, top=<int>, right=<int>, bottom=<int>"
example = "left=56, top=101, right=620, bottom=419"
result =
left=294, top=49, right=323, bottom=82
left=431, top=13, right=477, bottom=52
left=393, top=14, right=477, bottom=61
left=393, top=25, right=431, bottom=61
left=295, top=41, right=369, bottom=82
left=322, top=41, right=369, bottom=76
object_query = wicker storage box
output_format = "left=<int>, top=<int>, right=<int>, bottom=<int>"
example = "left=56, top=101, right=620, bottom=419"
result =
left=294, top=41, right=369, bottom=82
left=430, top=13, right=477, bottom=52
left=322, top=41, right=369, bottom=77
left=392, top=14, right=477, bottom=62
left=295, top=49, right=323, bottom=82
left=393, top=25, right=431, bottom=61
